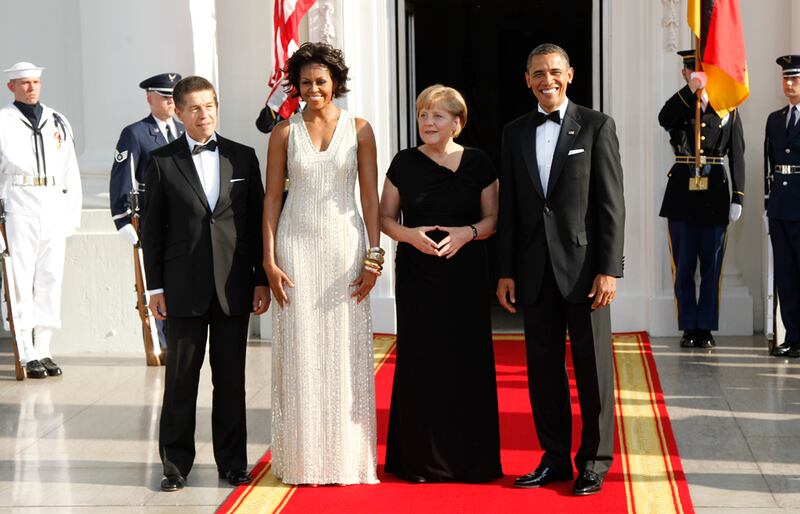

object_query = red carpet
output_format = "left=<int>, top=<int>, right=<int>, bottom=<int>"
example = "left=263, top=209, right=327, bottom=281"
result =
left=219, top=333, right=694, bottom=514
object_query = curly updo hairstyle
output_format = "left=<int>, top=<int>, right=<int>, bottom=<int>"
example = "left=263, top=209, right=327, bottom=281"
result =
left=283, top=42, right=350, bottom=99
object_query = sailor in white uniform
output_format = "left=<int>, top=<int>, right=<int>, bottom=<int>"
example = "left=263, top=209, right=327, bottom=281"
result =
left=0, top=62, right=82, bottom=378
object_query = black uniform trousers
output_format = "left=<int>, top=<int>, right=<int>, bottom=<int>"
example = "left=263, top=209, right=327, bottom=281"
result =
left=159, top=291, right=250, bottom=478
left=521, top=253, right=615, bottom=475
left=770, top=217, right=800, bottom=344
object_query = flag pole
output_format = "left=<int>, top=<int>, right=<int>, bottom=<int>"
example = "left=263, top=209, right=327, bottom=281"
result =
left=693, top=32, right=703, bottom=185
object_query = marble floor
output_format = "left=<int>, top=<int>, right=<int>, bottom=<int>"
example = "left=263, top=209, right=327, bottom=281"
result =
left=0, top=331, right=798, bottom=513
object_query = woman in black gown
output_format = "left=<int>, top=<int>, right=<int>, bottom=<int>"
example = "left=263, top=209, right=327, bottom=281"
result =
left=379, top=84, right=502, bottom=483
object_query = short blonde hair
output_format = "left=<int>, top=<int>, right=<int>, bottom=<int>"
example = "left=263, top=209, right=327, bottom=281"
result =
left=415, top=84, right=468, bottom=137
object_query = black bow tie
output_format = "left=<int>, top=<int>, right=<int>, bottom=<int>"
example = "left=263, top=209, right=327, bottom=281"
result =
left=534, top=110, right=561, bottom=126
left=191, top=139, right=218, bottom=155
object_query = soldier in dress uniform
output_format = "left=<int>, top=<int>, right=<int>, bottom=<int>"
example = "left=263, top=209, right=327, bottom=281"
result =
left=109, top=73, right=182, bottom=356
left=766, top=55, right=800, bottom=358
left=0, top=62, right=82, bottom=378
left=658, top=50, right=745, bottom=349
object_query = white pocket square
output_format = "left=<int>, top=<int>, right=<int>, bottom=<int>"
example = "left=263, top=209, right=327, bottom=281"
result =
left=230, top=178, right=245, bottom=183
left=568, top=148, right=585, bottom=156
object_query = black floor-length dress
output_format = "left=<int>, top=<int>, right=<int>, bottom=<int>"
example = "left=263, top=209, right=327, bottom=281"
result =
left=384, top=147, right=502, bottom=483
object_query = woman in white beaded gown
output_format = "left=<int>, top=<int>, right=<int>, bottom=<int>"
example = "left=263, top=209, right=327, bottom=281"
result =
left=262, top=42, right=381, bottom=485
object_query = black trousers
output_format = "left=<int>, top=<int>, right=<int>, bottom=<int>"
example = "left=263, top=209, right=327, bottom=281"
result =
left=159, top=294, right=250, bottom=478
left=521, top=255, right=615, bottom=475
left=770, top=217, right=800, bottom=344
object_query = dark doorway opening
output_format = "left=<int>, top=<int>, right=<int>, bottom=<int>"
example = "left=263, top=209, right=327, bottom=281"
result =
left=404, top=0, right=597, bottom=330
left=407, top=0, right=596, bottom=167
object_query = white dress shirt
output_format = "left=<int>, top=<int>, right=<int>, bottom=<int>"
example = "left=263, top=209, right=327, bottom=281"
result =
left=536, top=99, right=570, bottom=195
left=153, top=115, right=178, bottom=144
left=186, top=132, right=220, bottom=211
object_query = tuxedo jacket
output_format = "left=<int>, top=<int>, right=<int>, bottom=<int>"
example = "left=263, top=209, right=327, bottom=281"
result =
left=109, top=114, right=185, bottom=229
left=141, top=134, right=268, bottom=317
left=497, top=101, right=625, bottom=304
left=658, top=85, right=745, bottom=225
left=765, top=105, right=800, bottom=220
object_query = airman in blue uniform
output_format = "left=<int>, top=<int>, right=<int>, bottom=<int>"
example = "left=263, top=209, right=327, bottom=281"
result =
left=659, top=50, right=746, bottom=349
left=766, top=55, right=800, bottom=358
left=109, top=73, right=183, bottom=239
left=109, top=73, right=183, bottom=355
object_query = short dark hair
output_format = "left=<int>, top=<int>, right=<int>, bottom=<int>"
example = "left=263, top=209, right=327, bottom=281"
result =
left=173, top=75, right=218, bottom=108
left=284, top=42, right=350, bottom=98
left=526, top=43, right=571, bottom=70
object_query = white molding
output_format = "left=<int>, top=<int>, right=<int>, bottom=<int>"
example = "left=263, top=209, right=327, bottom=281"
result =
left=661, top=0, right=680, bottom=52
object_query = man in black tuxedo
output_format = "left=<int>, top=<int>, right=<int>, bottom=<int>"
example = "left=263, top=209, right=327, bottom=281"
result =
left=496, top=43, right=625, bottom=496
left=141, top=76, right=270, bottom=492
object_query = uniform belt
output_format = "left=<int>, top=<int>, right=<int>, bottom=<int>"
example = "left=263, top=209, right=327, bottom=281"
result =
left=10, top=176, right=57, bottom=186
left=674, top=155, right=725, bottom=165
left=773, top=165, right=800, bottom=174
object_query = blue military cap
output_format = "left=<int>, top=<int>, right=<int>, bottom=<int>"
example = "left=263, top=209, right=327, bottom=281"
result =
left=677, top=50, right=697, bottom=70
left=139, top=73, right=182, bottom=96
left=776, top=55, right=800, bottom=77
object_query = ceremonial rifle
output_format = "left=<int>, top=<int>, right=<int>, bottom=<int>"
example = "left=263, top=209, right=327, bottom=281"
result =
left=0, top=200, right=25, bottom=380
left=129, top=156, right=162, bottom=366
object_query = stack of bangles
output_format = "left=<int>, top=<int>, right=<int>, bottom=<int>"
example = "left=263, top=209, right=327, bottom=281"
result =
left=364, top=246, right=385, bottom=276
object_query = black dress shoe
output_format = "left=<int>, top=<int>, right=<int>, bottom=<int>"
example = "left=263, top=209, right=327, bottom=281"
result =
left=219, top=469, right=252, bottom=486
left=679, top=330, right=697, bottom=348
left=514, top=465, right=572, bottom=488
left=161, top=474, right=185, bottom=492
left=25, top=360, right=47, bottom=379
left=772, top=341, right=794, bottom=357
left=39, top=358, right=62, bottom=376
left=573, top=470, right=604, bottom=496
left=773, top=341, right=800, bottom=358
left=695, top=330, right=715, bottom=349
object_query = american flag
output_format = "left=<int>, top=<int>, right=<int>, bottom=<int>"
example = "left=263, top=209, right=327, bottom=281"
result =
left=266, top=0, right=317, bottom=118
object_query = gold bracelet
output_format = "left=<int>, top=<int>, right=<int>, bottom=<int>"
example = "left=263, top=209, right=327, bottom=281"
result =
left=364, top=259, right=382, bottom=267
left=363, top=265, right=382, bottom=276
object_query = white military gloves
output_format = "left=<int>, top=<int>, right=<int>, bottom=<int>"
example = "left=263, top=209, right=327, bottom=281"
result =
left=729, top=203, right=742, bottom=223
left=689, top=71, right=708, bottom=91
left=118, top=223, right=139, bottom=245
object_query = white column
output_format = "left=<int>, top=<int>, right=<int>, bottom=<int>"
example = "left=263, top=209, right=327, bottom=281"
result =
left=604, top=0, right=664, bottom=332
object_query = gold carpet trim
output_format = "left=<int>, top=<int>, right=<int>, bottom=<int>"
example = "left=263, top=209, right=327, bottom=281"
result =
left=613, top=333, right=684, bottom=514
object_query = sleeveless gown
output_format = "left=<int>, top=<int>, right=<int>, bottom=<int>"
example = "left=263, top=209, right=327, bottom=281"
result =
left=271, top=110, right=378, bottom=485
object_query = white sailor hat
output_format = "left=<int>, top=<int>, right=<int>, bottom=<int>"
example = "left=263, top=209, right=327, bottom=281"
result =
left=777, top=55, right=800, bottom=78
left=3, top=62, right=45, bottom=80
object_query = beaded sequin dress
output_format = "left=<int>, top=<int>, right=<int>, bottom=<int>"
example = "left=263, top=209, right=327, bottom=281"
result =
left=271, top=110, right=378, bottom=485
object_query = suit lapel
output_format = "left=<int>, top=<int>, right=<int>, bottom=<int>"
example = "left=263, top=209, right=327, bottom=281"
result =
left=172, top=136, right=211, bottom=212
left=546, top=102, right=582, bottom=198
left=520, top=113, right=545, bottom=199
left=214, top=137, right=234, bottom=215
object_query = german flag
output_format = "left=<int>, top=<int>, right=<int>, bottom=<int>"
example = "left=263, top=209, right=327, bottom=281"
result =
left=687, top=0, right=749, bottom=115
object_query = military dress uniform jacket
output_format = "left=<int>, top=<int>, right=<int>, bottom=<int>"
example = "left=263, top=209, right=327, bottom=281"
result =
left=658, top=85, right=745, bottom=225
left=0, top=103, right=82, bottom=235
left=109, top=114, right=184, bottom=230
left=764, top=106, right=800, bottom=220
